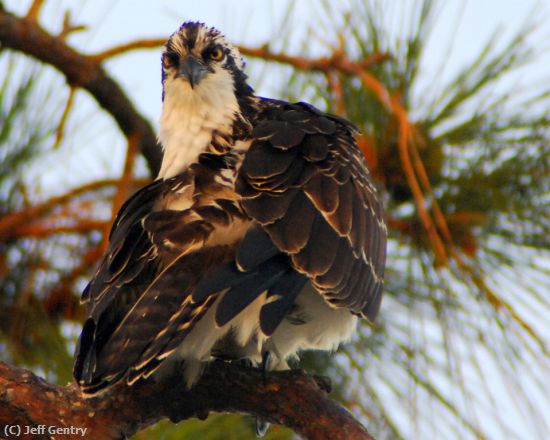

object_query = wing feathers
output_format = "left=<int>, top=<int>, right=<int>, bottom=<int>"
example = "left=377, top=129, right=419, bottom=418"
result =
left=74, top=168, right=247, bottom=393
left=325, top=180, right=353, bottom=235
left=240, top=189, right=298, bottom=225
left=242, top=141, right=297, bottom=179
left=303, top=172, right=340, bottom=214
left=259, top=271, right=308, bottom=336
left=292, top=215, right=339, bottom=276
left=215, top=261, right=286, bottom=326
left=264, top=192, right=316, bottom=254
left=235, top=226, right=279, bottom=271
left=239, top=99, right=386, bottom=318
left=302, top=134, right=329, bottom=161
left=75, top=98, right=386, bottom=396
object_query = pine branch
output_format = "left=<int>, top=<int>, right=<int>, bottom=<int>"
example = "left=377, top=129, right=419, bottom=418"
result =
left=0, top=178, right=150, bottom=241
left=0, top=361, right=374, bottom=440
left=0, top=6, right=162, bottom=176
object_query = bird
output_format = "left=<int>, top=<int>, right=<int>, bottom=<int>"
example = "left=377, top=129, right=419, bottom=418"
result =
left=73, top=21, right=387, bottom=406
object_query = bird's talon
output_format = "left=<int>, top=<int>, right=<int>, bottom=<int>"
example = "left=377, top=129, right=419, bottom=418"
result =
left=255, top=418, right=271, bottom=438
left=261, top=350, right=272, bottom=384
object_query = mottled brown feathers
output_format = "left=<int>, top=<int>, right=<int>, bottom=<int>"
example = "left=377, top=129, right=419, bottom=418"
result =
left=238, top=100, right=386, bottom=320
left=74, top=98, right=386, bottom=396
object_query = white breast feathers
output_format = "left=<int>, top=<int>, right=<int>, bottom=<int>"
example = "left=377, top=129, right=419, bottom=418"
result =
left=157, top=70, right=239, bottom=179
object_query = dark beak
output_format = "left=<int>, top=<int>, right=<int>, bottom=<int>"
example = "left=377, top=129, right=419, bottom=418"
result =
left=178, top=55, right=208, bottom=88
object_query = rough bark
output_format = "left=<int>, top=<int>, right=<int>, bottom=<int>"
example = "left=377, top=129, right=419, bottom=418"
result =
left=0, top=361, right=374, bottom=440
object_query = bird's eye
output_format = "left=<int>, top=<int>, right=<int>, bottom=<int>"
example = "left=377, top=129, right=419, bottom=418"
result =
left=209, top=47, right=224, bottom=61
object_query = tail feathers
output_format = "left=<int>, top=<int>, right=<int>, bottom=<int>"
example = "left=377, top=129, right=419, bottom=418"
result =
left=215, top=257, right=288, bottom=326
left=73, top=318, right=123, bottom=396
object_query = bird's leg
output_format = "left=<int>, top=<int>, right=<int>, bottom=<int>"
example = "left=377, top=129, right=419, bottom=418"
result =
left=255, top=350, right=272, bottom=437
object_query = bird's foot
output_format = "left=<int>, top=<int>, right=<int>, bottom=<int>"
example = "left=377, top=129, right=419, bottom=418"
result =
left=255, top=418, right=271, bottom=438
left=261, top=350, right=272, bottom=384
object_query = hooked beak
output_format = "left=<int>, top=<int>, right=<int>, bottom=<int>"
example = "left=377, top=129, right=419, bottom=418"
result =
left=178, top=55, right=208, bottom=88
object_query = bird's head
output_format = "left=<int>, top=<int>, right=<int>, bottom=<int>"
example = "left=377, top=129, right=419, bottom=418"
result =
left=161, top=22, right=253, bottom=105
left=157, top=22, right=256, bottom=179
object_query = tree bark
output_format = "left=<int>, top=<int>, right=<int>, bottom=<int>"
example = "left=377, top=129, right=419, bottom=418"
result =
left=0, top=361, right=374, bottom=440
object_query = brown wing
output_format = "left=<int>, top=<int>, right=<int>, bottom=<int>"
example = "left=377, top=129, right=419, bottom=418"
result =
left=236, top=100, right=387, bottom=321
left=73, top=168, right=241, bottom=394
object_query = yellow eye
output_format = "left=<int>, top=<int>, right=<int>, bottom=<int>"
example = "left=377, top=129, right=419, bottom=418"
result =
left=209, top=47, right=224, bottom=61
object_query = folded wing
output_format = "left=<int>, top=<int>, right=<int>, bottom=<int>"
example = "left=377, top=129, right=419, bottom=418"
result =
left=236, top=100, right=387, bottom=323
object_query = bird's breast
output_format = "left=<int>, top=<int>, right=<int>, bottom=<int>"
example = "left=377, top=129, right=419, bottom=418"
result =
left=157, top=142, right=253, bottom=251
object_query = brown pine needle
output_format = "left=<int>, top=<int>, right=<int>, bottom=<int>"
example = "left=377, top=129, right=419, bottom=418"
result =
left=327, top=70, right=346, bottom=116
left=12, top=220, right=107, bottom=238
left=0, top=179, right=146, bottom=240
left=102, top=134, right=139, bottom=251
left=54, top=86, right=75, bottom=149
left=393, top=103, right=449, bottom=266
left=408, top=138, right=456, bottom=249
left=91, top=38, right=166, bottom=62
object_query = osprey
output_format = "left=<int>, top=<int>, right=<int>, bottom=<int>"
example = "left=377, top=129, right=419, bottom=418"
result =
left=74, top=22, right=387, bottom=397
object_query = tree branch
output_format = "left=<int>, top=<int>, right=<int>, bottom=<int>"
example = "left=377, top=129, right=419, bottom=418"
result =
left=0, top=361, right=374, bottom=440
left=0, top=178, right=149, bottom=241
left=0, top=6, right=162, bottom=176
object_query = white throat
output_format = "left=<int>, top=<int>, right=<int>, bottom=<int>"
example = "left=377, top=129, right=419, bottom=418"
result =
left=157, top=73, right=239, bottom=179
